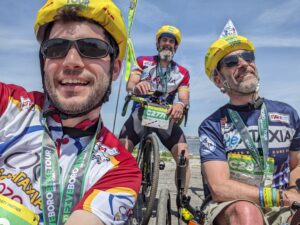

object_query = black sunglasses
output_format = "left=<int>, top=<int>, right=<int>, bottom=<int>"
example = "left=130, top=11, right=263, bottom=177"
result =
left=41, top=38, right=114, bottom=59
left=217, top=51, right=255, bottom=70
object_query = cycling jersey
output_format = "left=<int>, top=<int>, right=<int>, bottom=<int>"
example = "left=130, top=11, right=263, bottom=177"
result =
left=132, top=55, right=190, bottom=105
left=199, top=98, right=300, bottom=190
left=119, top=55, right=189, bottom=150
left=0, top=82, right=141, bottom=225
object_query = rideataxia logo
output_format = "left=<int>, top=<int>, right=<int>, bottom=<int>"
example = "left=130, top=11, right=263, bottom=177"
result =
left=0, top=169, right=42, bottom=209
left=223, top=125, right=295, bottom=149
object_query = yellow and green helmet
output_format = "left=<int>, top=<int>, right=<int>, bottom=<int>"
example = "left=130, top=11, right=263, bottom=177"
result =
left=34, top=0, right=128, bottom=60
left=156, top=25, right=182, bottom=45
left=204, top=32, right=255, bottom=79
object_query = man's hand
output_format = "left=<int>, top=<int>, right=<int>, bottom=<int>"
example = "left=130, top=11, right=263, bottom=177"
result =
left=283, top=190, right=300, bottom=207
left=132, top=81, right=151, bottom=95
left=168, top=102, right=185, bottom=123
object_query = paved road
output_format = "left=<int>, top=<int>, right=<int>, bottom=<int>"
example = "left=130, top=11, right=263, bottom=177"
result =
left=147, top=156, right=205, bottom=225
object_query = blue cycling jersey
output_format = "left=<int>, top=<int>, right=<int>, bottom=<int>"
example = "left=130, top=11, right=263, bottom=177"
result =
left=199, top=98, right=300, bottom=189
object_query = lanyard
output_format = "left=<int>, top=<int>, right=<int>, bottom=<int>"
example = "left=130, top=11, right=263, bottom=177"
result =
left=40, top=118, right=101, bottom=225
left=228, top=103, right=269, bottom=173
left=156, top=59, right=171, bottom=94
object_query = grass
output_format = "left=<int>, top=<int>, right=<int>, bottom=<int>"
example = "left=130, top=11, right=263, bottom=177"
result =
left=132, top=147, right=173, bottom=162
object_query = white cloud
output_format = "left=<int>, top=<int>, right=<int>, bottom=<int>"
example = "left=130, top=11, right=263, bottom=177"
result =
left=252, top=36, right=300, bottom=48
left=0, top=29, right=38, bottom=53
left=133, top=1, right=174, bottom=27
left=257, top=0, right=300, bottom=26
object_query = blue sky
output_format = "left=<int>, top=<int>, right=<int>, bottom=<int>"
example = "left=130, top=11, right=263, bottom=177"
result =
left=0, top=0, right=299, bottom=136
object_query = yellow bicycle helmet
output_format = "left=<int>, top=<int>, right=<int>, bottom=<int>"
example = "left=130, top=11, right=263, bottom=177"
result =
left=156, top=25, right=181, bottom=45
left=34, top=0, right=127, bottom=60
left=204, top=35, right=255, bottom=78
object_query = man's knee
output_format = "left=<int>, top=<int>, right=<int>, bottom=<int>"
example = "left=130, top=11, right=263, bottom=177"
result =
left=119, top=138, right=134, bottom=152
left=216, top=201, right=264, bottom=225
left=171, top=143, right=189, bottom=162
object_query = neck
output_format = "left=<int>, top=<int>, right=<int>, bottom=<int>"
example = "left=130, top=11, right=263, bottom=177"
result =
left=229, top=93, right=259, bottom=106
left=61, top=108, right=101, bottom=127
left=159, top=59, right=170, bottom=68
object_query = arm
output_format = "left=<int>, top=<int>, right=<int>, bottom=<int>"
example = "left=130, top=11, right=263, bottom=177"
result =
left=168, top=88, right=189, bottom=123
left=289, top=151, right=300, bottom=187
left=168, top=69, right=190, bottom=122
left=126, top=70, right=151, bottom=95
left=203, top=160, right=260, bottom=204
left=282, top=151, right=300, bottom=205
left=203, top=154, right=300, bottom=207
left=66, top=210, right=105, bottom=225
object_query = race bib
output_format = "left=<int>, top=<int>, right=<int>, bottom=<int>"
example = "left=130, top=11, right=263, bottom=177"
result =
left=142, top=105, right=169, bottom=130
left=228, top=153, right=274, bottom=187
left=0, top=195, right=39, bottom=225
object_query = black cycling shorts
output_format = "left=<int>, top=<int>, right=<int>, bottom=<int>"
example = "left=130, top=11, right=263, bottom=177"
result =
left=119, top=108, right=186, bottom=151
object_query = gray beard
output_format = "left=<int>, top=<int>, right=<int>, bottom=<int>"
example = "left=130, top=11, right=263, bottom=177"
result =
left=159, top=49, right=174, bottom=62
left=235, top=72, right=260, bottom=94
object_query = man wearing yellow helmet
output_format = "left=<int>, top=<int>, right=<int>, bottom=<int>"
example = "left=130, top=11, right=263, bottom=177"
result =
left=199, top=20, right=300, bottom=225
left=0, top=1, right=141, bottom=225
left=119, top=25, right=191, bottom=196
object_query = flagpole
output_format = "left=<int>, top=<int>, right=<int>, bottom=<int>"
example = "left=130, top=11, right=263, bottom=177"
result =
left=112, top=0, right=138, bottom=134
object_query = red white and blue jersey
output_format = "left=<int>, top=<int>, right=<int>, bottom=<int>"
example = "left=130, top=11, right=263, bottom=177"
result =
left=133, top=55, right=190, bottom=104
left=199, top=98, right=300, bottom=189
left=0, top=82, right=141, bottom=224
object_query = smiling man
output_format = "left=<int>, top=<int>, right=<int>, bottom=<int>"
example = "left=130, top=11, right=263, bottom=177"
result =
left=199, top=20, right=300, bottom=225
left=0, top=1, right=141, bottom=225
left=119, top=25, right=192, bottom=206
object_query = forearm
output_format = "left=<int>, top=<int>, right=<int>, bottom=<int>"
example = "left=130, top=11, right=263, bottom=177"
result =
left=126, top=70, right=141, bottom=92
left=126, top=81, right=136, bottom=92
left=289, top=151, right=300, bottom=189
left=289, top=166, right=300, bottom=195
left=210, top=178, right=259, bottom=204
left=177, top=90, right=189, bottom=107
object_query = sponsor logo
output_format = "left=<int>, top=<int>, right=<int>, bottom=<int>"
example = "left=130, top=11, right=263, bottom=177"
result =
left=223, top=125, right=294, bottom=149
left=0, top=169, right=42, bottom=210
left=92, top=142, right=120, bottom=164
left=143, top=61, right=152, bottom=67
left=114, top=206, right=131, bottom=221
left=269, top=113, right=290, bottom=124
left=20, top=96, right=33, bottom=111
left=220, top=116, right=228, bottom=126
left=67, top=0, right=89, bottom=8
left=199, top=134, right=216, bottom=156
left=224, top=133, right=240, bottom=151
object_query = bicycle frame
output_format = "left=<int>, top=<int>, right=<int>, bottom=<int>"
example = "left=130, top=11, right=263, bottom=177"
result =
left=176, top=150, right=205, bottom=225
left=122, top=92, right=189, bottom=224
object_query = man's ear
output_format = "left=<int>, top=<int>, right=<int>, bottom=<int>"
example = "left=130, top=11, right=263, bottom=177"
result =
left=156, top=41, right=160, bottom=51
left=174, top=45, right=178, bottom=53
left=112, top=59, right=121, bottom=81
left=213, top=73, right=223, bottom=89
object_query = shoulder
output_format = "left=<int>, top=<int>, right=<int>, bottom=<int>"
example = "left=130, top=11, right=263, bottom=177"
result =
left=172, top=61, right=189, bottom=75
left=199, top=104, right=228, bottom=130
left=264, top=98, right=298, bottom=113
left=136, top=55, right=157, bottom=64
left=264, top=98, right=300, bottom=126
left=98, top=126, right=139, bottom=165
left=0, top=82, right=45, bottom=115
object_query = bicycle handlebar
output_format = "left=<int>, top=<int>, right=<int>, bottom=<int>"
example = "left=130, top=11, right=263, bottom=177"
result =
left=121, top=92, right=189, bottom=126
